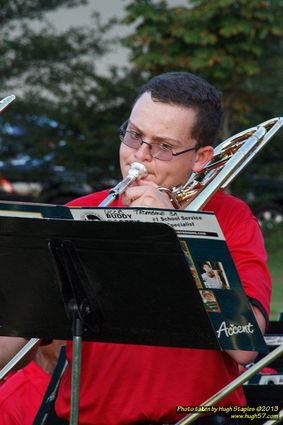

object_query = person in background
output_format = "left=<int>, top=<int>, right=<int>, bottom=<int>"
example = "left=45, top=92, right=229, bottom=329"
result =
left=201, top=262, right=223, bottom=289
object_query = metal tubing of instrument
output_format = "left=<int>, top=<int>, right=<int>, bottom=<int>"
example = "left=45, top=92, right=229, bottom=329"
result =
left=0, top=94, right=16, bottom=112
left=99, top=162, right=147, bottom=207
left=175, top=344, right=283, bottom=425
left=0, top=162, right=146, bottom=382
left=0, top=337, right=40, bottom=380
left=186, top=126, right=266, bottom=211
left=222, top=117, right=283, bottom=190
left=99, top=175, right=136, bottom=207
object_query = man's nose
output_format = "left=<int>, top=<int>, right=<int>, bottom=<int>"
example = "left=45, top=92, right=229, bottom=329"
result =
left=134, top=140, right=152, bottom=161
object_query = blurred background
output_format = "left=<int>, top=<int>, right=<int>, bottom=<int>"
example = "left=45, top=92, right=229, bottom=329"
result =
left=0, top=0, right=282, bottom=318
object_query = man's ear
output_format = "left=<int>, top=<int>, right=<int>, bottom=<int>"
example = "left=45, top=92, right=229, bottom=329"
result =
left=192, top=146, right=214, bottom=173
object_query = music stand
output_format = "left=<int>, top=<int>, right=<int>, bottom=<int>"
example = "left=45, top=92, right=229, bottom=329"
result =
left=0, top=216, right=219, bottom=424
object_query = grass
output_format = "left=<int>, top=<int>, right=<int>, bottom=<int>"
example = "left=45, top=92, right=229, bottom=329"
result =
left=264, top=224, right=283, bottom=320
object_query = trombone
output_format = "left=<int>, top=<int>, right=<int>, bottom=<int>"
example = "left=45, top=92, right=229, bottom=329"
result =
left=0, top=94, right=42, bottom=382
left=0, top=108, right=283, bottom=423
left=0, top=94, right=16, bottom=113
left=175, top=344, right=283, bottom=424
left=173, top=116, right=283, bottom=425
left=170, top=117, right=283, bottom=211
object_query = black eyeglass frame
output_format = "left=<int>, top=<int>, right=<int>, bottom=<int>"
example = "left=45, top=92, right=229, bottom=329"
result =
left=119, top=120, right=199, bottom=160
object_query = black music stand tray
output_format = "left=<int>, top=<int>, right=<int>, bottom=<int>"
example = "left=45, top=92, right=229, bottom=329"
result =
left=0, top=216, right=218, bottom=425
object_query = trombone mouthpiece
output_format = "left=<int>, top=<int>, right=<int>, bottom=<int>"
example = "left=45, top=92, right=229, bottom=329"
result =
left=128, top=162, right=148, bottom=180
left=0, top=94, right=16, bottom=113
left=98, top=162, right=148, bottom=207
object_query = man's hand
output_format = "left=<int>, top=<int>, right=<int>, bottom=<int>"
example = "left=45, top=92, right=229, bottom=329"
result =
left=123, top=185, right=174, bottom=209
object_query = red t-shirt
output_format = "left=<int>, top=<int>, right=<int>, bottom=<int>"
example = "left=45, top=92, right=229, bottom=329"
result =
left=55, top=190, right=271, bottom=425
left=0, top=361, right=50, bottom=425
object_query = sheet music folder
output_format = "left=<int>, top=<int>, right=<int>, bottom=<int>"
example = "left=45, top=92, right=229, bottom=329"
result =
left=0, top=215, right=221, bottom=350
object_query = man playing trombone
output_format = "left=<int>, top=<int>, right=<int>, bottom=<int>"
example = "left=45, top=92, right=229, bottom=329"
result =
left=0, top=72, right=271, bottom=425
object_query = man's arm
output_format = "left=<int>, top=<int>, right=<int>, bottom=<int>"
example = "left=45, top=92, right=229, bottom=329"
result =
left=226, top=305, right=266, bottom=365
left=123, top=186, right=270, bottom=366
left=0, top=337, right=40, bottom=370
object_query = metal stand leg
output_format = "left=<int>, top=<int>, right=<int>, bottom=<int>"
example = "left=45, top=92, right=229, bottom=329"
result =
left=70, top=317, right=83, bottom=425
left=48, top=239, right=92, bottom=425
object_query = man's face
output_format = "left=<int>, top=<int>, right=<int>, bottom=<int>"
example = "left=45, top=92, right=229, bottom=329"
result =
left=203, top=264, right=212, bottom=272
left=119, top=92, right=206, bottom=189
left=204, top=294, right=214, bottom=301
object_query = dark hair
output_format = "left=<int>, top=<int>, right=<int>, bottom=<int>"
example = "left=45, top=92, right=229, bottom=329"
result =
left=201, top=262, right=211, bottom=269
left=135, top=72, right=223, bottom=147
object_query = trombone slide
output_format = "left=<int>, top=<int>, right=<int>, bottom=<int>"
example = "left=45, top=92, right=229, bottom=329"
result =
left=0, top=95, right=16, bottom=113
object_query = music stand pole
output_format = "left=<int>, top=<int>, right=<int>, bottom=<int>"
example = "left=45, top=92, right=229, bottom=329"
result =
left=48, top=240, right=92, bottom=425
left=67, top=300, right=90, bottom=425
left=0, top=217, right=270, bottom=425
left=70, top=334, right=81, bottom=425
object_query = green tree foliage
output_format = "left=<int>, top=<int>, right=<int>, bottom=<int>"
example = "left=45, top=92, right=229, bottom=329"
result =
left=122, top=0, right=283, bottom=137
left=0, top=0, right=144, bottom=182
left=0, top=0, right=95, bottom=95
left=43, top=68, right=145, bottom=178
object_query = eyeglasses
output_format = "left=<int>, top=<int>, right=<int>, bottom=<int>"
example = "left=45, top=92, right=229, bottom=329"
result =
left=119, top=121, right=199, bottom=161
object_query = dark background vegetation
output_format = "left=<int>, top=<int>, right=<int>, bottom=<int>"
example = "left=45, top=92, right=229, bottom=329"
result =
left=1, top=0, right=282, bottom=180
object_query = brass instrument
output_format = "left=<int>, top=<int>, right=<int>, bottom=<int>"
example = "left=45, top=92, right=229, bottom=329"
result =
left=1, top=115, right=283, bottom=425
left=0, top=94, right=41, bottom=383
left=176, top=344, right=283, bottom=425
left=99, top=162, right=147, bottom=207
left=170, top=117, right=283, bottom=211
left=174, top=116, right=283, bottom=425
